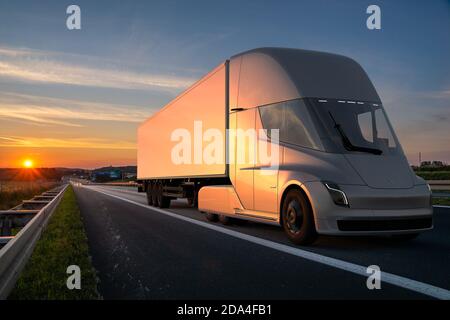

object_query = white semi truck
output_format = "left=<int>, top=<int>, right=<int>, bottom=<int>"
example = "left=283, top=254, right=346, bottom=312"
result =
left=137, top=47, right=433, bottom=244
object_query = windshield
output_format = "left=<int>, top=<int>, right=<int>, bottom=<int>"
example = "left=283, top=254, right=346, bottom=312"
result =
left=308, top=98, right=401, bottom=155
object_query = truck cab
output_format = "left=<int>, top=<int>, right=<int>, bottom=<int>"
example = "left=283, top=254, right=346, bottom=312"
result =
left=138, top=47, right=433, bottom=245
left=198, top=48, right=432, bottom=244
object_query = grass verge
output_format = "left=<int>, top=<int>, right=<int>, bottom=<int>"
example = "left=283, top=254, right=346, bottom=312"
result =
left=433, top=197, right=450, bottom=206
left=0, top=181, right=57, bottom=210
left=9, top=185, right=99, bottom=300
left=415, top=171, right=450, bottom=180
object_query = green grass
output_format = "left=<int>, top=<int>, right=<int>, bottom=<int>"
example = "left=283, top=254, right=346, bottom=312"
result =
left=9, top=186, right=99, bottom=300
left=433, top=197, right=450, bottom=206
left=415, top=171, right=450, bottom=180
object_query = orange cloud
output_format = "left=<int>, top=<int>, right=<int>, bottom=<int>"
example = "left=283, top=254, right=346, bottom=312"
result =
left=0, top=92, right=153, bottom=127
left=0, top=136, right=135, bottom=150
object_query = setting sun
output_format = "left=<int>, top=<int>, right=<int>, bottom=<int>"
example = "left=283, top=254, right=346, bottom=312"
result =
left=23, top=159, right=34, bottom=168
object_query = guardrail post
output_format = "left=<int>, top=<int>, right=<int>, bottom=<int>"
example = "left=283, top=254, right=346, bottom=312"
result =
left=0, top=218, right=12, bottom=237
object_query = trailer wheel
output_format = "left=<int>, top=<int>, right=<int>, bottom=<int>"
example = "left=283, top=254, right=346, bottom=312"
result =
left=205, top=212, right=218, bottom=222
left=151, top=183, right=159, bottom=207
left=281, top=189, right=317, bottom=245
left=159, top=197, right=171, bottom=208
left=158, top=183, right=171, bottom=208
left=146, top=183, right=153, bottom=206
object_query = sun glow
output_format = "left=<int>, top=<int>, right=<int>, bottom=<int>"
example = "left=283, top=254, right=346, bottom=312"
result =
left=23, top=159, right=33, bottom=168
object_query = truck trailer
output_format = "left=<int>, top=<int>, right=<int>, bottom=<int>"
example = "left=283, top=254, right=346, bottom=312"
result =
left=137, top=47, right=433, bottom=244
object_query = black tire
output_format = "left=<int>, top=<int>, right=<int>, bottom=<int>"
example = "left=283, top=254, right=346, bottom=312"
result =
left=146, top=184, right=153, bottom=206
left=219, top=215, right=232, bottom=225
left=157, top=183, right=171, bottom=208
left=205, top=212, right=218, bottom=222
left=151, top=183, right=159, bottom=207
left=281, top=189, right=318, bottom=245
left=159, top=196, right=171, bottom=208
left=187, top=198, right=194, bottom=207
left=389, top=233, right=420, bottom=241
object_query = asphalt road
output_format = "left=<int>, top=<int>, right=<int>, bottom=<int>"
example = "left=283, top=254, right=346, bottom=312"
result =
left=73, top=184, right=450, bottom=299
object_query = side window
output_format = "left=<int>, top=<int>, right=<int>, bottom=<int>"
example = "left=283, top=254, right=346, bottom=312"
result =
left=374, top=109, right=396, bottom=148
left=259, top=100, right=323, bottom=150
left=357, top=111, right=374, bottom=143
left=258, top=103, right=283, bottom=134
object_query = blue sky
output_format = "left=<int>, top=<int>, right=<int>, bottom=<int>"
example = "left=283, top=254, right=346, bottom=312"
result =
left=0, top=0, right=449, bottom=167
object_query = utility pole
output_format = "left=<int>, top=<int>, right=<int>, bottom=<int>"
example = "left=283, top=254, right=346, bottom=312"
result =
left=419, top=152, right=421, bottom=167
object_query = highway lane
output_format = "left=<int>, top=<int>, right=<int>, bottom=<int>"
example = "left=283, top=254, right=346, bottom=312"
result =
left=73, top=184, right=449, bottom=299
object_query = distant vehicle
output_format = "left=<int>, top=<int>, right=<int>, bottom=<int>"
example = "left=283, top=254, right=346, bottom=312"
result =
left=137, top=48, right=433, bottom=244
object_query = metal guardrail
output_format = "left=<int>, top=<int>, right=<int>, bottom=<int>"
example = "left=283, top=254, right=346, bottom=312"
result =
left=0, top=184, right=68, bottom=299
left=428, top=180, right=450, bottom=192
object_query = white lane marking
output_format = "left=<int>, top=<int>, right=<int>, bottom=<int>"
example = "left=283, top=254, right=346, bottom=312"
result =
left=93, top=186, right=138, bottom=195
left=82, top=185, right=450, bottom=300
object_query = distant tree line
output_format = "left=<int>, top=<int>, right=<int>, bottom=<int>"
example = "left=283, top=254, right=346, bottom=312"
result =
left=0, top=168, right=87, bottom=181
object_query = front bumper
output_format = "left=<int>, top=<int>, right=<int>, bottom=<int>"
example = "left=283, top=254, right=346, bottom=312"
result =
left=302, top=181, right=433, bottom=235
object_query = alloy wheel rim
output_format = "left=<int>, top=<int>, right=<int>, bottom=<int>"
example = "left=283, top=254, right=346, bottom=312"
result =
left=286, top=200, right=303, bottom=234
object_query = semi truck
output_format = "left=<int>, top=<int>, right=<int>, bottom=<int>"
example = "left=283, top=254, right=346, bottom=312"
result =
left=137, top=47, right=433, bottom=244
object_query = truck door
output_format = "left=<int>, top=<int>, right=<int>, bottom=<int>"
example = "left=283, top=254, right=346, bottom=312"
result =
left=253, top=111, right=279, bottom=214
left=233, top=108, right=256, bottom=210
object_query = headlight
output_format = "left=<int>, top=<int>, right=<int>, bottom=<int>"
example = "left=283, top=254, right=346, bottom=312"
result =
left=324, top=182, right=349, bottom=207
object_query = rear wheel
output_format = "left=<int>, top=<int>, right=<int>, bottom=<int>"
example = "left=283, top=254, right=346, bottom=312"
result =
left=281, top=189, right=317, bottom=245
left=146, top=183, right=153, bottom=206
left=151, top=183, right=159, bottom=207
left=205, top=212, right=218, bottom=222
left=157, top=183, right=171, bottom=208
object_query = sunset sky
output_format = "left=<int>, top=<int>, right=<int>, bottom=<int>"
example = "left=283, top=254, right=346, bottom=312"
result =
left=0, top=0, right=449, bottom=168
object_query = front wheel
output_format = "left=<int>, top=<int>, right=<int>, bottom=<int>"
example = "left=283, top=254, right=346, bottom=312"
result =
left=281, top=189, right=318, bottom=245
